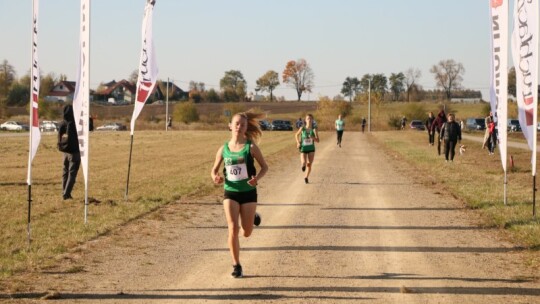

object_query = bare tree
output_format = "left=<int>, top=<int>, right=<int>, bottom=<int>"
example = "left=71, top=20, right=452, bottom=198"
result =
left=430, top=59, right=465, bottom=100
left=404, top=68, right=421, bottom=102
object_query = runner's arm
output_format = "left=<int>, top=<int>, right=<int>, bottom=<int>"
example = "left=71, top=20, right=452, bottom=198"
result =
left=295, top=128, right=302, bottom=148
left=314, top=128, right=320, bottom=143
left=210, top=146, right=224, bottom=184
left=249, top=144, right=268, bottom=186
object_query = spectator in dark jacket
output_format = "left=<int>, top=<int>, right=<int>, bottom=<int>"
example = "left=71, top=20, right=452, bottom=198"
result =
left=440, top=113, right=462, bottom=162
left=58, top=105, right=80, bottom=200
left=431, top=110, right=447, bottom=155
left=425, top=112, right=435, bottom=146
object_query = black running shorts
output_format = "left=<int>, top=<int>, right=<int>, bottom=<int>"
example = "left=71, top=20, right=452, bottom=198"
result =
left=224, top=189, right=257, bottom=205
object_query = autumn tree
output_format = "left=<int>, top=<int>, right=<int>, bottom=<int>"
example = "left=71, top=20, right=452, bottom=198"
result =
left=282, top=59, right=314, bottom=101
left=430, top=59, right=465, bottom=100
left=404, top=68, right=422, bottom=102
left=389, top=72, right=405, bottom=101
left=341, top=77, right=361, bottom=102
left=256, top=70, right=280, bottom=101
left=220, top=70, right=247, bottom=102
left=129, top=69, right=138, bottom=84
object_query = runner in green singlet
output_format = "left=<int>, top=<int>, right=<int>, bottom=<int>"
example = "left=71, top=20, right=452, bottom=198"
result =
left=295, top=114, right=319, bottom=184
left=210, top=111, right=268, bottom=278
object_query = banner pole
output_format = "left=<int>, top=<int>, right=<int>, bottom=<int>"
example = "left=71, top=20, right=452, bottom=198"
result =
left=27, top=185, right=32, bottom=245
left=125, top=134, right=134, bottom=200
left=534, top=175, right=537, bottom=217
left=504, top=171, right=507, bottom=206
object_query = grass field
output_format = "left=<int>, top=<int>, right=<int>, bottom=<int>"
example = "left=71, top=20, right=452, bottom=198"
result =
left=0, top=130, right=298, bottom=278
left=370, top=130, right=540, bottom=265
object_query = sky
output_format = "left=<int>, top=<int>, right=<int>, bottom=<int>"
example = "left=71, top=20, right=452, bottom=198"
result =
left=0, top=0, right=512, bottom=101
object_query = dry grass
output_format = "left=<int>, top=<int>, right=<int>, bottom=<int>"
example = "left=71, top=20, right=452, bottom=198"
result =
left=0, top=130, right=297, bottom=278
left=371, top=130, right=540, bottom=252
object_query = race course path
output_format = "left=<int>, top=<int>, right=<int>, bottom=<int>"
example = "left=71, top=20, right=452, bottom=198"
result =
left=4, top=131, right=540, bottom=303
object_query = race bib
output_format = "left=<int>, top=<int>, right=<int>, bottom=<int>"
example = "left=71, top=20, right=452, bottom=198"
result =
left=226, top=163, right=248, bottom=181
left=303, top=138, right=313, bottom=146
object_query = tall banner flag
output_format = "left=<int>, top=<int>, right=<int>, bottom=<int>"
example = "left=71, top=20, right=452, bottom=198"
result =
left=126, top=0, right=158, bottom=199
left=130, top=0, right=158, bottom=134
left=490, top=0, right=508, bottom=173
left=26, top=0, right=40, bottom=243
left=27, top=0, right=41, bottom=177
left=511, top=0, right=538, bottom=216
left=511, top=0, right=538, bottom=175
left=73, top=0, right=90, bottom=222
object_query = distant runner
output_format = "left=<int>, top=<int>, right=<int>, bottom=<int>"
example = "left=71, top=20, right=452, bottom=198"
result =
left=335, top=114, right=345, bottom=147
left=210, top=111, right=268, bottom=278
left=295, top=114, right=319, bottom=184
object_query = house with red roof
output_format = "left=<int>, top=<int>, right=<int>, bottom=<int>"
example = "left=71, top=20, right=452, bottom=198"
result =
left=45, top=81, right=76, bottom=103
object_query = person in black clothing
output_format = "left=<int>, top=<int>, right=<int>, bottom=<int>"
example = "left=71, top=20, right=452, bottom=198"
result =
left=361, top=117, right=366, bottom=133
left=425, top=112, right=435, bottom=146
left=431, top=110, right=447, bottom=155
left=58, top=105, right=80, bottom=200
left=440, top=113, right=462, bottom=162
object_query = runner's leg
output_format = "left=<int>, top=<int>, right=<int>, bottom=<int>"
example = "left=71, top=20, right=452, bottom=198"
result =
left=223, top=199, right=241, bottom=265
left=240, top=202, right=257, bottom=237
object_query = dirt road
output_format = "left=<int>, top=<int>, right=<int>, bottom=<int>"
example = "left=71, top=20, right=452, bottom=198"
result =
left=4, top=132, right=540, bottom=303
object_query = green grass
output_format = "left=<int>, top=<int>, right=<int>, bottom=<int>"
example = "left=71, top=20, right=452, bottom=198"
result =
left=371, top=130, right=540, bottom=252
left=0, top=130, right=297, bottom=279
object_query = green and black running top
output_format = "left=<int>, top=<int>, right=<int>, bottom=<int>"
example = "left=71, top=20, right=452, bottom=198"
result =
left=300, top=127, right=316, bottom=153
left=222, top=140, right=257, bottom=192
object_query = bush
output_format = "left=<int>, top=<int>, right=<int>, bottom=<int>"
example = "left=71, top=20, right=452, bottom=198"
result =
left=387, top=114, right=401, bottom=130
left=402, top=103, right=427, bottom=121
left=174, top=101, right=199, bottom=124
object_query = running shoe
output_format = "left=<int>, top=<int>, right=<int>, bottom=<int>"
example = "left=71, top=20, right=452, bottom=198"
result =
left=254, top=212, right=261, bottom=226
left=301, top=165, right=306, bottom=172
left=231, top=264, right=243, bottom=278
left=304, top=177, right=309, bottom=184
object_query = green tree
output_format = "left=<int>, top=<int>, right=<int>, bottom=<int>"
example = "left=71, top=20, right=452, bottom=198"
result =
left=174, top=101, right=199, bottom=124
left=40, top=73, right=58, bottom=100
left=282, top=58, right=314, bottom=101
left=389, top=72, right=405, bottom=101
left=430, top=59, right=465, bottom=100
left=220, top=70, right=247, bottom=102
left=340, top=76, right=361, bottom=102
left=0, top=60, right=17, bottom=112
left=206, top=88, right=221, bottom=103
left=7, top=81, right=29, bottom=106
left=508, top=66, right=516, bottom=98
left=256, top=70, right=280, bottom=101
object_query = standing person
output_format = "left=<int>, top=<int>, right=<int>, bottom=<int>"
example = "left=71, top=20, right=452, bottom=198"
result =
left=488, top=117, right=497, bottom=155
left=425, top=112, right=435, bottom=146
left=431, top=109, right=447, bottom=155
left=295, top=117, right=303, bottom=129
left=400, top=116, right=407, bottom=130
left=482, top=114, right=493, bottom=150
left=57, top=105, right=80, bottom=200
left=440, top=113, right=462, bottom=162
left=335, top=114, right=345, bottom=147
left=361, top=117, right=367, bottom=133
left=167, top=116, right=172, bottom=128
left=295, top=114, right=319, bottom=184
left=210, top=111, right=268, bottom=278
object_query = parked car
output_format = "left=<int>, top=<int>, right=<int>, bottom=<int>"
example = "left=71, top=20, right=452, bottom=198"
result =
left=259, top=120, right=271, bottom=131
left=0, top=121, right=29, bottom=131
left=39, top=120, right=59, bottom=132
left=96, top=122, right=127, bottom=131
left=270, top=120, right=293, bottom=131
left=507, top=119, right=521, bottom=132
left=465, top=118, right=486, bottom=131
left=409, top=120, right=425, bottom=131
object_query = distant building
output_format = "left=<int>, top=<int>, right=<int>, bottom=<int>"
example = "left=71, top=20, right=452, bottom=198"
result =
left=156, top=81, right=189, bottom=101
left=45, top=81, right=76, bottom=102
left=93, top=79, right=136, bottom=104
